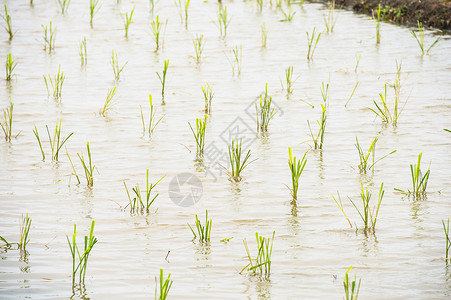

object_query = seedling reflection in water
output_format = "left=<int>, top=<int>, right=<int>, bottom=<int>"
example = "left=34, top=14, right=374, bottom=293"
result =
left=261, top=23, right=268, bottom=48
left=241, top=231, right=275, bottom=280
left=188, top=210, right=212, bottom=243
left=124, top=169, right=164, bottom=215
left=394, top=153, right=430, bottom=199
left=343, top=266, right=361, bottom=300
left=288, top=147, right=307, bottom=201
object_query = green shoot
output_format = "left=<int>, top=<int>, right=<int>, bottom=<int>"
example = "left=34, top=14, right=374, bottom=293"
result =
left=307, top=81, right=328, bottom=150
left=282, top=65, right=299, bottom=95
left=394, top=153, right=430, bottom=199
left=189, top=115, right=208, bottom=157
left=57, top=0, right=71, bottom=14
left=156, top=59, right=169, bottom=105
left=77, top=142, right=96, bottom=187
left=0, top=235, right=11, bottom=248
left=256, top=0, right=264, bottom=13
left=261, top=22, right=268, bottom=48
left=124, top=169, right=164, bottom=215
left=99, top=87, right=117, bottom=117
left=155, top=269, right=172, bottom=300
left=343, top=266, right=361, bottom=300
left=150, top=15, right=167, bottom=51
left=306, top=27, right=321, bottom=60
left=324, top=0, right=336, bottom=33
left=1, top=5, right=14, bottom=40
left=288, top=147, right=307, bottom=201
left=140, top=94, right=163, bottom=136
left=79, top=37, right=87, bottom=65
left=44, top=120, right=74, bottom=161
left=1, top=102, right=14, bottom=142
left=349, top=182, right=384, bottom=231
left=188, top=210, right=212, bottom=243
left=280, top=6, right=295, bottom=22
left=122, top=7, right=135, bottom=38
left=231, top=45, right=242, bottom=77
left=67, top=149, right=81, bottom=185
left=202, top=83, right=214, bottom=114
left=43, top=65, right=65, bottom=100
left=227, top=138, right=253, bottom=182
left=42, top=22, right=56, bottom=53
left=184, top=0, right=190, bottom=29
left=33, top=124, right=46, bottom=161
left=19, top=213, right=31, bottom=252
left=373, top=4, right=381, bottom=44
left=111, top=50, right=127, bottom=81
left=411, top=21, right=441, bottom=56
left=355, top=136, right=396, bottom=173
left=332, top=191, right=352, bottom=228
left=216, top=5, right=230, bottom=38
left=443, top=219, right=450, bottom=265
left=345, top=81, right=359, bottom=107
left=5, top=53, right=17, bottom=81
left=255, top=83, right=277, bottom=132
left=355, top=54, right=361, bottom=73
left=89, top=0, right=101, bottom=27
left=445, top=129, right=451, bottom=134
left=193, top=34, right=204, bottom=63
left=241, top=231, right=275, bottom=280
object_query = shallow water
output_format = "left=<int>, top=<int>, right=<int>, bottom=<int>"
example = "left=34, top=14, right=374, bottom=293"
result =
left=1, top=0, right=451, bottom=299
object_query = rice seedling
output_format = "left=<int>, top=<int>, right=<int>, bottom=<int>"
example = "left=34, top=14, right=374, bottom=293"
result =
left=43, top=65, right=65, bottom=100
left=351, top=182, right=384, bottom=231
left=188, top=210, right=212, bottom=243
left=67, top=149, right=81, bottom=185
left=282, top=65, right=299, bottom=95
left=193, top=34, right=204, bottom=63
left=33, top=125, right=46, bottom=161
left=79, top=37, right=87, bottom=65
left=227, top=138, right=253, bottom=182
left=89, top=0, right=101, bottom=27
left=354, top=54, right=361, bottom=73
left=1, top=4, right=14, bottom=40
left=255, top=83, right=277, bottom=132
left=261, top=23, right=268, bottom=48
left=124, top=169, right=164, bottom=214
left=99, top=87, right=117, bottom=117
left=343, top=266, right=361, bottom=300
left=150, top=15, right=167, bottom=51
left=324, top=0, right=337, bottom=33
left=189, top=115, right=208, bottom=157
left=1, top=102, right=15, bottom=142
left=140, top=94, right=163, bottom=136
left=344, top=81, right=359, bottom=107
left=57, top=0, right=71, bottom=14
left=122, top=7, right=135, bottom=38
left=155, top=269, right=172, bottom=300
left=355, top=136, right=396, bottom=173
left=230, top=45, right=242, bottom=77
left=216, top=5, right=230, bottom=38
left=411, top=21, right=441, bottom=56
left=443, top=218, right=450, bottom=265
left=288, top=147, right=307, bottom=200
left=280, top=6, right=295, bottom=22
left=202, top=83, right=214, bottom=114
left=331, top=191, right=352, bottom=228
left=67, top=220, right=97, bottom=287
left=184, top=0, right=191, bottom=29
left=306, top=27, right=321, bottom=60
left=44, top=120, right=74, bottom=161
left=240, top=231, right=275, bottom=280
left=394, top=153, right=430, bottom=199
left=111, top=50, right=127, bottom=81
left=5, top=53, right=17, bottom=81
left=156, top=59, right=169, bottom=104
left=373, top=4, right=382, bottom=44
left=0, top=235, right=11, bottom=248
left=256, top=0, right=264, bottom=13
left=19, top=213, right=31, bottom=252
left=307, top=81, right=328, bottom=150
left=77, top=142, right=96, bottom=187
left=42, top=22, right=56, bottom=53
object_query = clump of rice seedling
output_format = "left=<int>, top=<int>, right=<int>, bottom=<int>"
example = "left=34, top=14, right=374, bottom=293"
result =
left=261, top=23, right=268, bottom=48
left=140, top=94, right=163, bottom=136
left=240, top=231, right=275, bottom=280
left=255, top=83, right=277, bottom=132
left=229, top=45, right=242, bottom=77
left=373, top=4, right=382, bottom=44
left=343, top=266, right=361, bottom=300
left=1, top=102, right=16, bottom=142
left=79, top=37, right=87, bottom=65
left=156, top=59, right=169, bottom=104
left=122, top=7, right=135, bottom=38
left=394, top=153, right=430, bottom=199
left=150, top=15, right=167, bottom=51
left=5, top=53, right=17, bottom=81
left=280, top=6, right=295, bottom=22
left=42, top=120, right=74, bottom=161
left=345, top=81, right=359, bottom=107
left=33, top=125, right=46, bottom=161
left=43, top=65, right=65, bottom=100
left=355, top=136, right=396, bottom=173
left=99, top=86, right=117, bottom=117
left=57, top=0, right=71, bottom=14
left=124, top=169, right=164, bottom=215
left=189, top=115, right=208, bottom=157
left=256, top=0, right=264, bottom=13
left=324, top=0, right=337, bottom=33
left=193, top=34, right=204, bottom=63
left=202, top=83, right=214, bottom=114
left=216, top=5, right=230, bottom=38
left=307, top=81, right=328, bottom=150
left=19, top=213, right=31, bottom=252
left=281, top=65, right=299, bottom=96
left=306, top=27, right=321, bottom=60
left=77, top=142, right=96, bottom=187
left=89, top=0, right=101, bottom=27
left=67, top=221, right=97, bottom=288
left=155, top=269, right=172, bottom=300
left=188, top=210, right=212, bottom=243
left=1, top=4, right=14, bottom=40
left=42, top=22, right=56, bottom=53
left=411, top=21, right=441, bottom=56
left=443, top=218, right=451, bottom=265
left=184, top=0, right=191, bottom=28
left=227, top=138, right=253, bottom=182
left=288, top=147, right=307, bottom=201
left=111, top=50, right=127, bottom=81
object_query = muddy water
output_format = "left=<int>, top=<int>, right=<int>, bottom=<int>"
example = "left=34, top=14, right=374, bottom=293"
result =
left=1, top=0, right=451, bottom=299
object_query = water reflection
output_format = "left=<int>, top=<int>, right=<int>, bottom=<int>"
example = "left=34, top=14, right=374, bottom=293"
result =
left=359, top=230, right=379, bottom=257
